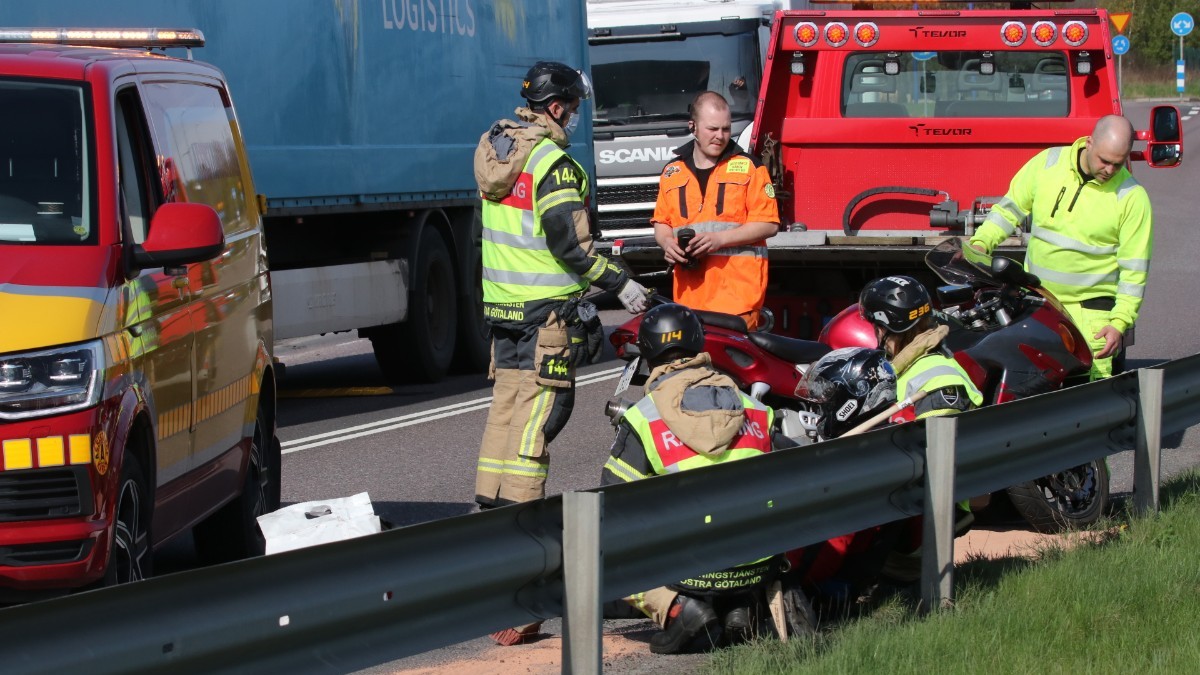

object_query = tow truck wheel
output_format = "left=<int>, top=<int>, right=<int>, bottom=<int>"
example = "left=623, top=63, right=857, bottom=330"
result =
left=105, top=453, right=151, bottom=586
left=194, top=402, right=280, bottom=563
left=370, top=228, right=457, bottom=383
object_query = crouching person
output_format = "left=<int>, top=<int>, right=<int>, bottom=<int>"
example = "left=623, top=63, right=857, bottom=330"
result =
left=601, top=303, right=777, bottom=653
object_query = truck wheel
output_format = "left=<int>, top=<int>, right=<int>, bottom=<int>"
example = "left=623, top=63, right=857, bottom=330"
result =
left=371, top=228, right=457, bottom=383
left=194, top=402, right=280, bottom=563
left=453, top=214, right=490, bottom=372
left=105, top=452, right=152, bottom=586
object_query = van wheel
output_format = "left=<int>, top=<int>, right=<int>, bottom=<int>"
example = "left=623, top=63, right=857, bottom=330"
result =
left=370, top=228, right=457, bottom=383
left=105, top=453, right=152, bottom=586
left=194, top=403, right=280, bottom=564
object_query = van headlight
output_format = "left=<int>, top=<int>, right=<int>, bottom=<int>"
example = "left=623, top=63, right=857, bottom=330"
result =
left=0, top=341, right=104, bottom=420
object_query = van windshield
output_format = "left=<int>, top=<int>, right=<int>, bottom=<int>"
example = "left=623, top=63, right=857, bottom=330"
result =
left=591, top=31, right=760, bottom=125
left=842, top=51, right=1070, bottom=119
left=0, top=80, right=92, bottom=245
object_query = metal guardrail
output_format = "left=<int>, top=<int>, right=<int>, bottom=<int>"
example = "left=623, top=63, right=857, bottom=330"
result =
left=1, top=355, right=1198, bottom=674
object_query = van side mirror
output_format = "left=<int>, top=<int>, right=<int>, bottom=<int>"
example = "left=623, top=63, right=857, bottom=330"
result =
left=130, top=202, right=225, bottom=273
left=1145, top=105, right=1183, bottom=169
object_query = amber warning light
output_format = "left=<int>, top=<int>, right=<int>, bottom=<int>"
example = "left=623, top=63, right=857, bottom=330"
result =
left=0, top=27, right=205, bottom=48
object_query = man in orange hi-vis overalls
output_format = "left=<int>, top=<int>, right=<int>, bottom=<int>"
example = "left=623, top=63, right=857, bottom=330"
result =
left=652, top=91, right=779, bottom=330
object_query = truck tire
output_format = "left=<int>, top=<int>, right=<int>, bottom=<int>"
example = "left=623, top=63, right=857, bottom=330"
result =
left=105, top=452, right=152, bottom=586
left=453, top=211, right=490, bottom=373
left=371, top=228, right=457, bottom=383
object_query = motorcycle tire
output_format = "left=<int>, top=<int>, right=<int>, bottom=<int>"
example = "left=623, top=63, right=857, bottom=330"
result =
left=1005, top=460, right=1110, bottom=534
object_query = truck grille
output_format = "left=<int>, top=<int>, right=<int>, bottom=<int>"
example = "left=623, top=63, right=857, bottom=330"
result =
left=598, top=183, right=659, bottom=206
left=0, top=468, right=90, bottom=521
left=0, top=540, right=93, bottom=566
left=597, top=213, right=654, bottom=235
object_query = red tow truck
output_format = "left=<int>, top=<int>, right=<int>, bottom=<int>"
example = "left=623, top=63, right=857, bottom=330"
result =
left=618, top=0, right=1182, bottom=338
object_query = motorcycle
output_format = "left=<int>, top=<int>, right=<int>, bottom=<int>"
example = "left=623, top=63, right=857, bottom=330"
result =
left=820, top=238, right=1108, bottom=532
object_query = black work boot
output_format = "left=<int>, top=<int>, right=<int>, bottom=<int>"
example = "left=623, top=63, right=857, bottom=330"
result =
left=722, top=606, right=753, bottom=645
left=649, top=595, right=720, bottom=655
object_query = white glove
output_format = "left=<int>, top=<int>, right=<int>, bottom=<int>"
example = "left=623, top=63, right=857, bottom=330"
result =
left=617, top=279, right=651, bottom=314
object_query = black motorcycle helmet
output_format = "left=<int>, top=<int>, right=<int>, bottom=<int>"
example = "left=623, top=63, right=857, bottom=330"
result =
left=795, top=347, right=896, bottom=439
left=520, top=61, right=592, bottom=105
left=637, top=303, right=705, bottom=363
left=858, top=275, right=933, bottom=334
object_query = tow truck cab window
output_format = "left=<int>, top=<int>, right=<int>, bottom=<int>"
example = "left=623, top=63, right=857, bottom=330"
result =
left=0, top=80, right=92, bottom=245
left=842, top=52, right=1069, bottom=119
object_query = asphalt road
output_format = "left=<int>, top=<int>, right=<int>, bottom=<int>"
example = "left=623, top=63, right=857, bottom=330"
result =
left=158, top=99, right=1200, bottom=673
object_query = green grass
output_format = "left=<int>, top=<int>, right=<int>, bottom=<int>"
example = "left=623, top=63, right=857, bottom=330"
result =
left=1119, top=66, right=1200, bottom=100
left=702, top=472, right=1200, bottom=674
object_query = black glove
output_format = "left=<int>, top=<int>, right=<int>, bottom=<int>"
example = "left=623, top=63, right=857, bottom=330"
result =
left=567, top=300, right=604, bottom=366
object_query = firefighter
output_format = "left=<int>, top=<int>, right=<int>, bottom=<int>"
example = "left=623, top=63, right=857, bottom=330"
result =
left=969, top=115, right=1152, bottom=380
left=651, top=91, right=780, bottom=330
left=602, top=303, right=776, bottom=654
left=859, top=275, right=982, bottom=422
left=475, top=61, right=650, bottom=646
left=858, top=275, right=981, bottom=583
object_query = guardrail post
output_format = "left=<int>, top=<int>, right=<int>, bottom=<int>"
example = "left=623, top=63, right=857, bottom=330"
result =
left=1134, top=368, right=1165, bottom=516
left=921, top=417, right=956, bottom=614
left=563, top=491, right=603, bottom=675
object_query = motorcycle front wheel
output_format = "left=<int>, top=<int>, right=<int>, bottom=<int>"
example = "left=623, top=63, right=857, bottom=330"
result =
left=1006, top=460, right=1110, bottom=533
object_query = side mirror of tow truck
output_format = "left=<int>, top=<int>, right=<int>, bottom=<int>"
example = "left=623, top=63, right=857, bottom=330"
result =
left=1135, top=105, right=1183, bottom=168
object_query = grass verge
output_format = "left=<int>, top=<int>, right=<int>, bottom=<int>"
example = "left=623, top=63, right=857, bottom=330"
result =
left=702, top=471, right=1200, bottom=674
left=1119, top=67, right=1200, bottom=100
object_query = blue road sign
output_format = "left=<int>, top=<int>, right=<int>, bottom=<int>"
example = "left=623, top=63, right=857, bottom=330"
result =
left=1171, top=12, right=1194, bottom=37
left=1112, top=35, right=1130, bottom=55
left=912, top=51, right=937, bottom=61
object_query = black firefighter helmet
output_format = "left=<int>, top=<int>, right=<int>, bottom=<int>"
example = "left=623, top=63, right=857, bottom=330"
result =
left=637, top=303, right=705, bottom=363
left=795, top=347, right=896, bottom=439
left=859, top=275, right=933, bottom=334
left=520, top=61, right=592, bottom=104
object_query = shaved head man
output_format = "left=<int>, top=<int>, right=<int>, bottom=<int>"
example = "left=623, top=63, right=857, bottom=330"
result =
left=970, top=114, right=1153, bottom=380
left=1082, top=115, right=1135, bottom=183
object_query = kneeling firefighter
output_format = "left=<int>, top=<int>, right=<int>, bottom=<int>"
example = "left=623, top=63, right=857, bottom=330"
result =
left=601, top=303, right=779, bottom=654
left=857, top=275, right=982, bottom=583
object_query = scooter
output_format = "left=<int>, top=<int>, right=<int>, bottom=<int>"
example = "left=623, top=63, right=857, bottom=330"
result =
left=820, top=238, right=1107, bottom=532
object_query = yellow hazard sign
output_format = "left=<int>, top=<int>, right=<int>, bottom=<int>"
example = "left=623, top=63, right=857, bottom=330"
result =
left=1110, top=12, right=1131, bottom=35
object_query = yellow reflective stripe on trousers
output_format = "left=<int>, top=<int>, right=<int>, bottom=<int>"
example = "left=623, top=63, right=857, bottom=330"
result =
left=477, top=457, right=506, bottom=474
left=504, top=457, right=548, bottom=478
left=519, top=386, right=555, bottom=458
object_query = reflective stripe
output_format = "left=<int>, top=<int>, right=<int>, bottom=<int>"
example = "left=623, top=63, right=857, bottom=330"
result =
left=1116, top=175, right=1141, bottom=201
left=582, top=256, right=607, bottom=282
left=687, top=220, right=740, bottom=234
left=904, top=364, right=973, bottom=400
left=1031, top=226, right=1117, bottom=255
left=476, top=457, right=506, bottom=474
left=526, top=142, right=558, bottom=172
left=709, top=245, right=768, bottom=258
left=1118, top=257, right=1150, bottom=273
left=995, top=196, right=1028, bottom=221
left=0, top=283, right=109, bottom=303
left=603, top=455, right=648, bottom=483
left=484, top=268, right=584, bottom=287
left=1027, top=262, right=1118, bottom=288
left=1044, top=146, right=1063, bottom=168
left=984, top=210, right=1017, bottom=236
left=504, top=457, right=548, bottom=478
left=519, top=386, right=555, bottom=458
left=483, top=228, right=543, bottom=249
left=1117, top=281, right=1146, bottom=298
left=537, top=187, right=581, bottom=216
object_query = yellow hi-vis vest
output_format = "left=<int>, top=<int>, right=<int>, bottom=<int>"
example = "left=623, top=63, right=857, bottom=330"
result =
left=481, top=138, right=592, bottom=304
left=622, top=391, right=774, bottom=474
left=969, top=135, right=1153, bottom=333
left=621, top=389, right=776, bottom=590
left=895, top=353, right=983, bottom=421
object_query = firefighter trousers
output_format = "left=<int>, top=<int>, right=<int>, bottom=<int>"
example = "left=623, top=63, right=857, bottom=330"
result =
left=475, top=312, right=575, bottom=508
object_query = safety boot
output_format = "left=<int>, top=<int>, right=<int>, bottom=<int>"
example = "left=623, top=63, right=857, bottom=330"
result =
left=649, top=596, right=720, bottom=654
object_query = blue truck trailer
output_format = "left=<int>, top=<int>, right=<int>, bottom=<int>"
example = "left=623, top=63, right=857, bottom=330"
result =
left=11, top=1, right=594, bottom=382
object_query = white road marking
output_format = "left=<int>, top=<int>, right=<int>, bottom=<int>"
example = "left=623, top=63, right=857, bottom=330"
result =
left=281, top=365, right=626, bottom=454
